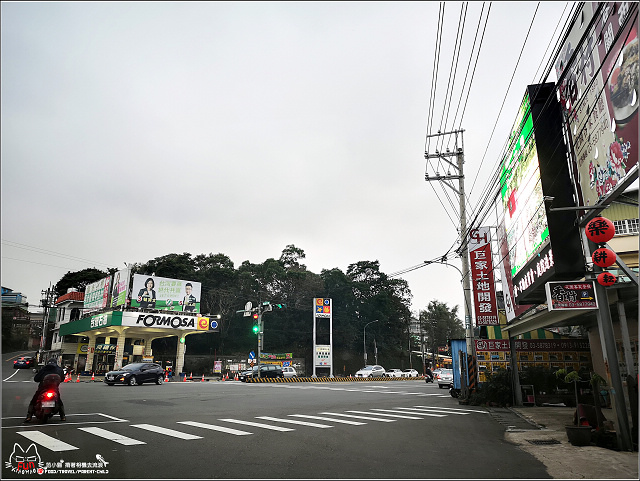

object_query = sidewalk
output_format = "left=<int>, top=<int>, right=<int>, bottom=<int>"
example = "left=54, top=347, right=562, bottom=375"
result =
left=503, top=405, right=638, bottom=479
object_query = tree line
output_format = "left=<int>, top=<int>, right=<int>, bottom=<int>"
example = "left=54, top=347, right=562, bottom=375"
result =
left=53, top=244, right=464, bottom=374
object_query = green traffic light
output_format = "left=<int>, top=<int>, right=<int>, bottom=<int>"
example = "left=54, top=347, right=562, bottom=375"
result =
left=252, top=325, right=259, bottom=334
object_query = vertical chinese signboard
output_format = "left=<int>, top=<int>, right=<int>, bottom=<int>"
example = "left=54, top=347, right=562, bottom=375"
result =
left=84, top=276, right=112, bottom=312
left=468, top=227, right=499, bottom=326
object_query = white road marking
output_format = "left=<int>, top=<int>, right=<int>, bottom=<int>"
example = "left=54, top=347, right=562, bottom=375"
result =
left=371, top=408, right=448, bottom=417
left=17, top=431, right=78, bottom=451
left=345, top=410, right=423, bottom=419
left=318, top=412, right=395, bottom=422
left=289, top=414, right=366, bottom=425
left=219, top=419, right=295, bottom=431
left=131, top=424, right=202, bottom=439
left=78, top=427, right=146, bottom=445
left=177, top=421, right=253, bottom=435
left=256, top=416, right=333, bottom=428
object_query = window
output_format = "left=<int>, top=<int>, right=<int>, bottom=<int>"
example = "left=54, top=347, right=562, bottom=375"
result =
left=613, top=219, right=639, bottom=235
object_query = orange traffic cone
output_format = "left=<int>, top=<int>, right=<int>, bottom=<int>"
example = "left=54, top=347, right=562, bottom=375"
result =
left=164, top=372, right=169, bottom=382
left=201, top=374, right=205, bottom=382
left=189, top=372, right=193, bottom=380
left=234, top=373, right=238, bottom=381
left=64, top=372, right=70, bottom=382
left=91, top=372, right=95, bottom=381
left=76, top=374, right=80, bottom=382
left=183, top=373, right=187, bottom=382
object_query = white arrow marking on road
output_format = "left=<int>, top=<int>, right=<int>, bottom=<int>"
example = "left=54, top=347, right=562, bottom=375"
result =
left=289, top=414, right=365, bottom=425
left=131, top=424, right=202, bottom=439
left=78, top=427, right=146, bottom=445
left=177, top=421, right=252, bottom=435
left=219, top=419, right=294, bottom=431
left=318, top=412, right=395, bottom=422
left=256, top=416, right=333, bottom=428
left=18, top=431, right=78, bottom=451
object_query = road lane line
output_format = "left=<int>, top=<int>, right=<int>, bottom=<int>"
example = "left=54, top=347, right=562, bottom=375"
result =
left=219, top=419, right=294, bottom=431
left=345, top=410, right=423, bottom=420
left=318, top=412, right=395, bottom=422
left=131, top=424, right=202, bottom=439
left=411, top=406, right=489, bottom=414
left=78, top=427, right=146, bottom=445
left=391, top=407, right=469, bottom=415
left=371, top=408, right=448, bottom=417
left=256, top=416, right=333, bottom=428
left=289, top=414, right=366, bottom=425
left=17, top=431, right=78, bottom=451
left=178, top=421, right=253, bottom=435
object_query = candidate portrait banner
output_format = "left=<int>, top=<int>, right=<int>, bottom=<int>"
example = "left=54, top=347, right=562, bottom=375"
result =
left=130, top=274, right=201, bottom=313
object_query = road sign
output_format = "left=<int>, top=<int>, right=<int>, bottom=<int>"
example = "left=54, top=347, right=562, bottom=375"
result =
left=249, top=351, right=255, bottom=359
left=244, top=301, right=253, bottom=316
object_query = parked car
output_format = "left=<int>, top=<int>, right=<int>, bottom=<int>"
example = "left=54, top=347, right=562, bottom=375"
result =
left=437, top=368, right=454, bottom=389
left=354, top=365, right=386, bottom=378
left=104, top=362, right=165, bottom=386
left=403, top=369, right=419, bottom=378
left=13, top=356, right=37, bottom=369
left=282, top=366, right=297, bottom=378
left=385, top=368, right=403, bottom=378
left=239, top=364, right=284, bottom=382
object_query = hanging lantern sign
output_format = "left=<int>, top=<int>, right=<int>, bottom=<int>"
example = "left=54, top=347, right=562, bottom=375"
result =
left=597, top=271, right=617, bottom=287
left=585, top=216, right=615, bottom=244
left=592, top=247, right=617, bottom=268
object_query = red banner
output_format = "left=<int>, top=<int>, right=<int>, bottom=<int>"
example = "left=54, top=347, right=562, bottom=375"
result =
left=468, top=227, right=499, bottom=325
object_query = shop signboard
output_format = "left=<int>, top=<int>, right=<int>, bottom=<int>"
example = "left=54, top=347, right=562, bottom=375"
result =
left=545, top=281, right=599, bottom=310
left=468, top=227, right=499, bottom=325
left=555, top=3, right=638, bottom=208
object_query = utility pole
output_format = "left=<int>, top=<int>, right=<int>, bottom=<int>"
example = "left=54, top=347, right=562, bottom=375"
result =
left=424, top=129, right=475, bottom=358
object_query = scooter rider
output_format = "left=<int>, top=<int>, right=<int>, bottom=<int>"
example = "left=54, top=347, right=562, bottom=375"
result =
left=24, top=359, right=66, bottom=422
left=424, top=365, right=434, bottom=382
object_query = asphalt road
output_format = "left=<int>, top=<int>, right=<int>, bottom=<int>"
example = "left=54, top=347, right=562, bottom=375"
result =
left=2, top=352, right=551, bottom=480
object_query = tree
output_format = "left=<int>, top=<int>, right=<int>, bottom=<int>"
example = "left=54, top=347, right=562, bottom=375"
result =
left=54, top=268, right=111, bottom=297
left=419, top=300, right=464, bottom=360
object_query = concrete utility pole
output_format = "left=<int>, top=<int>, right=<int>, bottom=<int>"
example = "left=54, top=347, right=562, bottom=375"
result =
left=424, top=129, right=475, bottom=357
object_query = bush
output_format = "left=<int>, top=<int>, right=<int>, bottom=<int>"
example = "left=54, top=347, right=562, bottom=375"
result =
left=481, top=368, right=513, bottom=406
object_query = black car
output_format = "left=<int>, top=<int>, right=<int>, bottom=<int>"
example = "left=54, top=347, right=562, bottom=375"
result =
left=238, top=364, right=283, bottom=382
left=104, top=362, right=165, bottom=386
left=13, top=356, right=37, bottom=369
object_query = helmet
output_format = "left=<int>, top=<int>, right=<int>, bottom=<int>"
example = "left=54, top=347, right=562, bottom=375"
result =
left=47, top=359, right=58, bottom=366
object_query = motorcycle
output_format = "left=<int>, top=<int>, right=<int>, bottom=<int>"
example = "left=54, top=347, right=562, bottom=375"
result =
left=424, top=373, right=434, bottom=383
left=34, top=388, right=61, bottom=423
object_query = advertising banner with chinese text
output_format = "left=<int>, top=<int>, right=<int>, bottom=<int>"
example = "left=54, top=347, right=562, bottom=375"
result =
left=468, top=227, right=499, bottom=325
left=555, top=3, right=638, bottom=207
left=130, top=274, right=201, bottom=312
left=83, top=276, right=112, bottom=311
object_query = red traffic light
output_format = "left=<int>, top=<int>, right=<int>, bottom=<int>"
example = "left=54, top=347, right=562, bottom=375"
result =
left=252, top=313, right=259, bottom=320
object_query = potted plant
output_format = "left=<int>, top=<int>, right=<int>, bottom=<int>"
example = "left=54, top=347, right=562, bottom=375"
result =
left=556, top=369, right=592, bottom=446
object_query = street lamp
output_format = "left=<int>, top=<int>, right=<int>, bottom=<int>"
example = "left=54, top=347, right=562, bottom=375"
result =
left=363, top=320, right=379, bottom=366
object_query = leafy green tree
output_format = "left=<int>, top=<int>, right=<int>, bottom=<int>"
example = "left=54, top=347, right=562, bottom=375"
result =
left=419, top=300, right=464, bottom=360
left=54, top=268, right=111, bottom=297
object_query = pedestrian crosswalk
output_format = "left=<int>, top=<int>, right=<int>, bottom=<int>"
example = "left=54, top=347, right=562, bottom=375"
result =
left=14, top=405, right=488, bottom=453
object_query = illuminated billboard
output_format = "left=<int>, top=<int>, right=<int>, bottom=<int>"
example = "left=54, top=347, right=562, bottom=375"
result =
left=499, top=84, right=584, bottom=305
left=130, top=274, right=201, bottom=313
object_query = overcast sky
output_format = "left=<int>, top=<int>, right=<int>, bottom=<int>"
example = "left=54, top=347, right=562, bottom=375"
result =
left=2, top=1, right=572, bottom=318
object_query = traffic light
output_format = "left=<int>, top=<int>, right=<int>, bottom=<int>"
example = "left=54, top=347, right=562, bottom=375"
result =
left=274, top=303, right=287, bottom=309
left=252, top=313, right=259, bottom=334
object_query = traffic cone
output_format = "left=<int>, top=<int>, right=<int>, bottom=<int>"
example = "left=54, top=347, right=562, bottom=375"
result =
left=234, top=373, right=238, bottom=381
left=201, top=374, right=205, bottom=382
left=64, top=372, right=70, bottom=382
left=225, top=372, right=229, bottom=381
left=189, top=372, right=193, bottom=380
left=164, top=372, right=169, bottom=382
left=183, top=373, right=187, bottom=382
left=76, top=374, right=80, bottom=382
left=91, top=372, right=95, bottom=381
